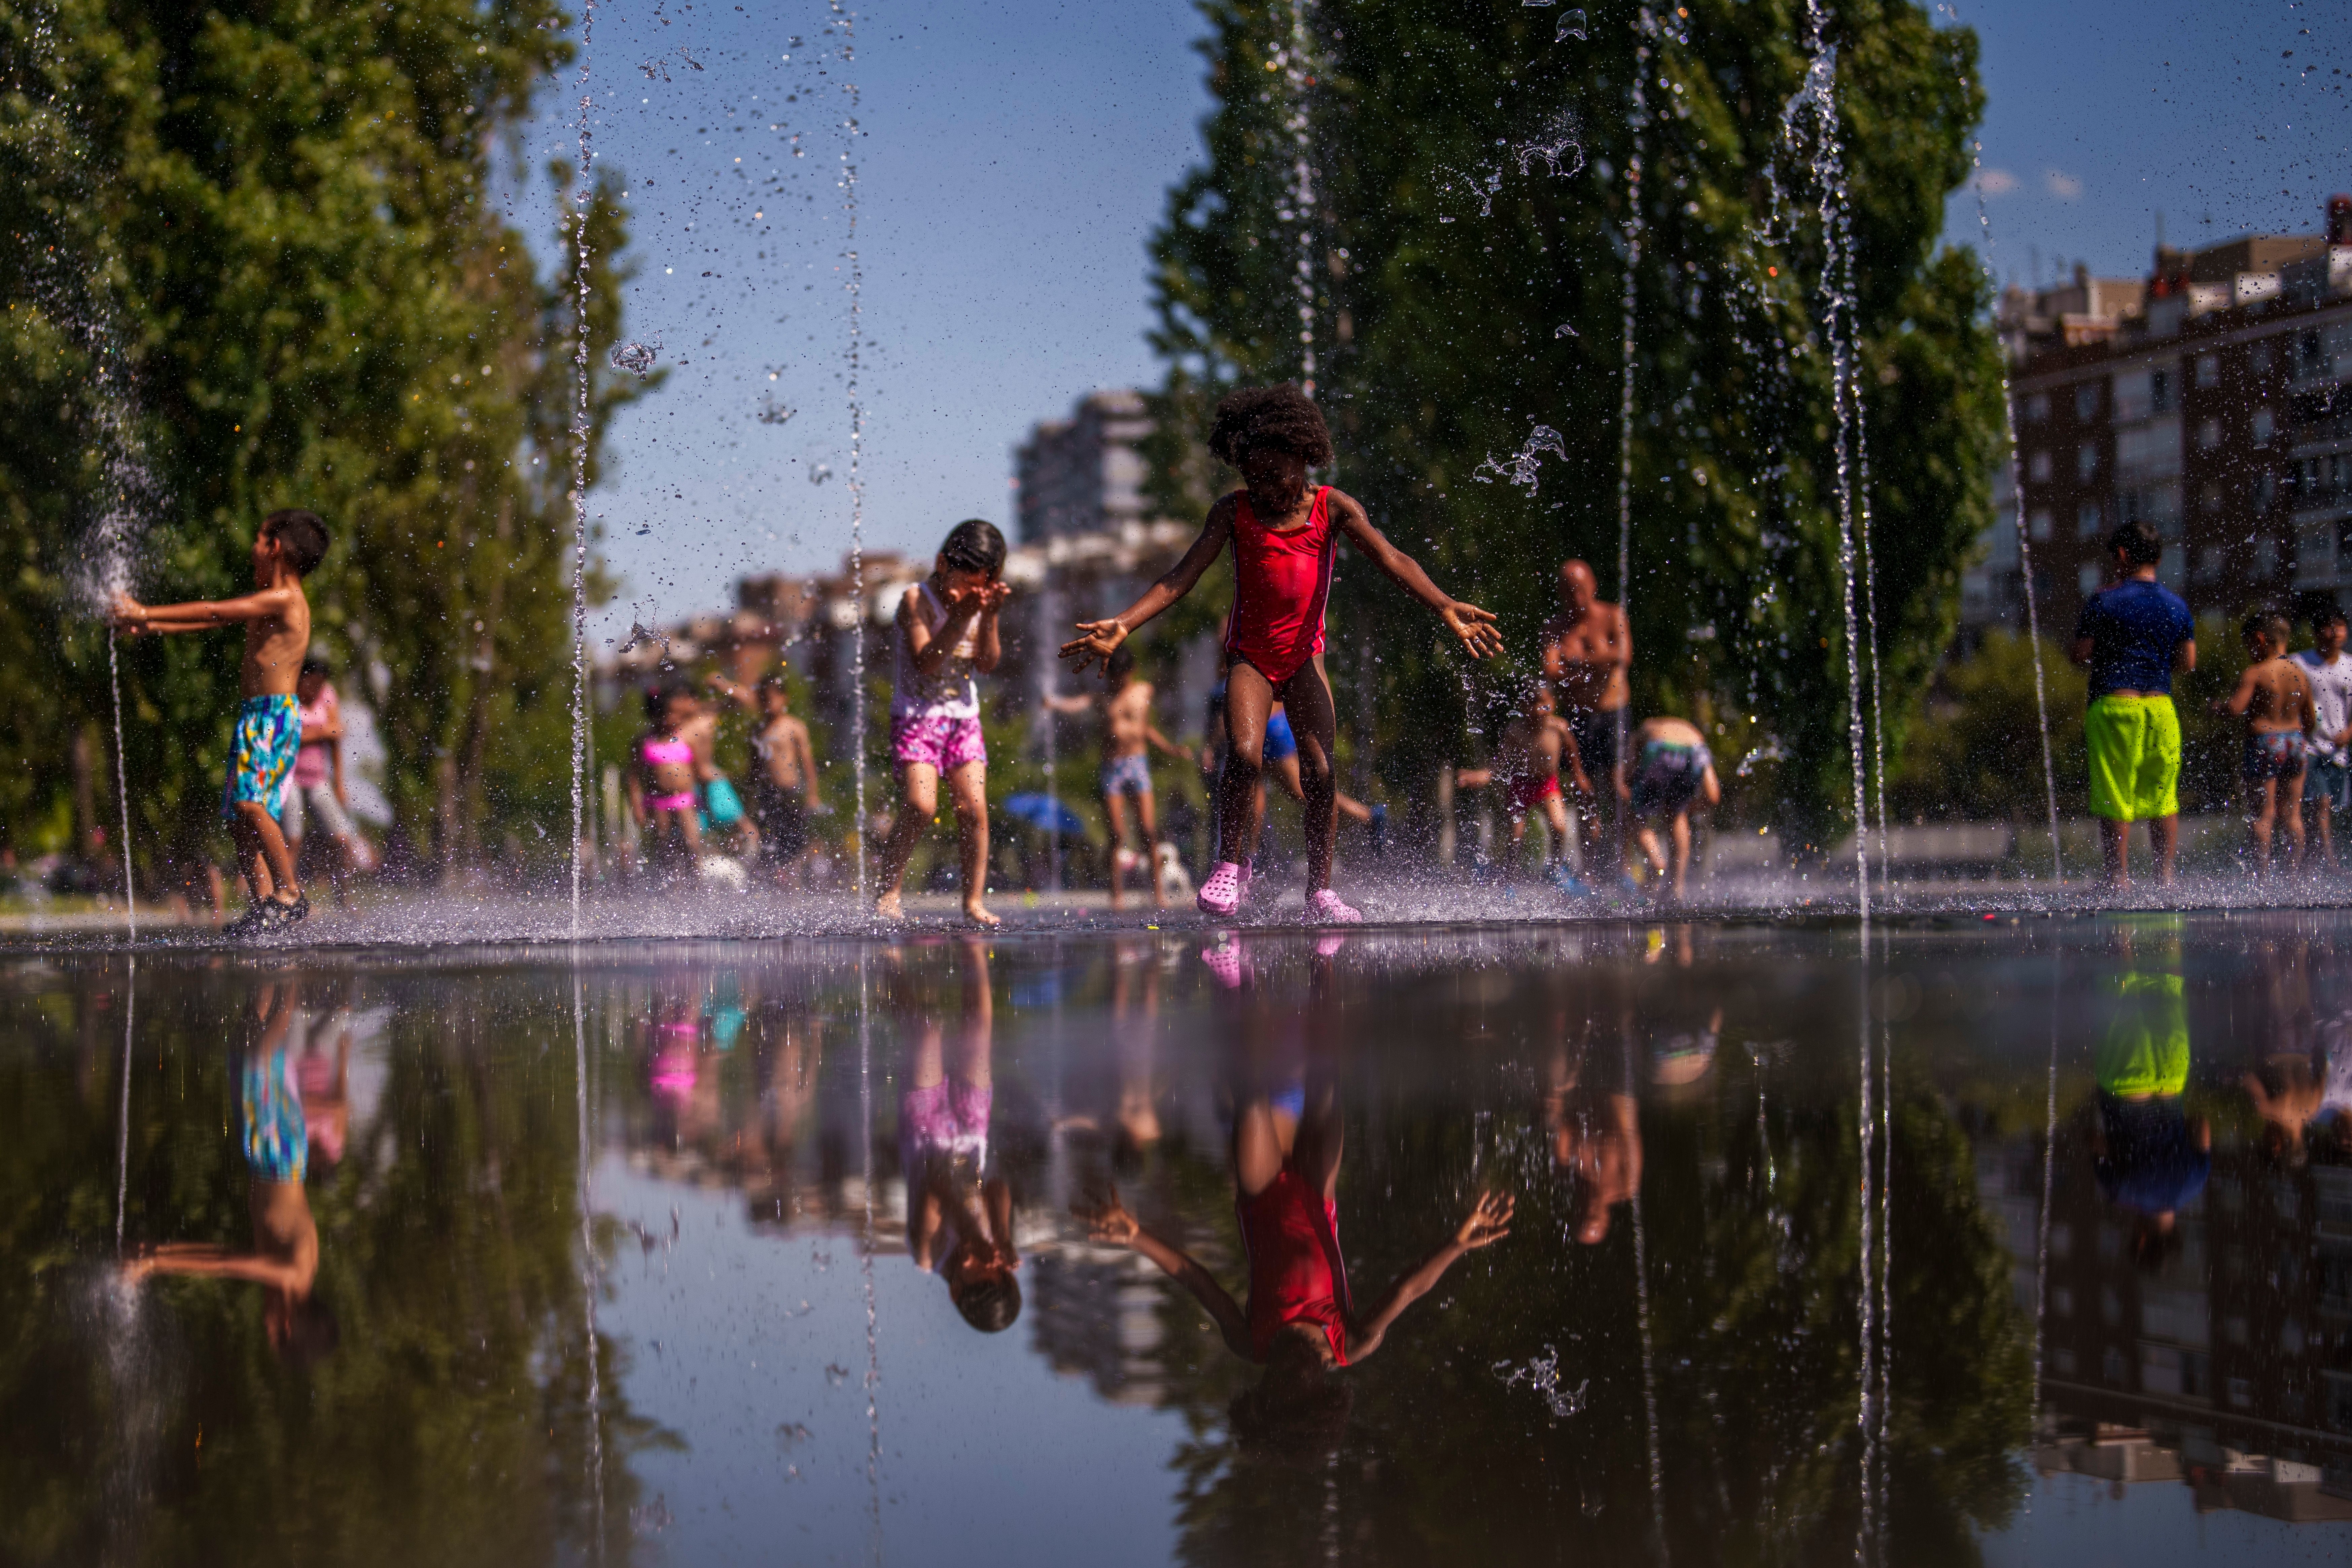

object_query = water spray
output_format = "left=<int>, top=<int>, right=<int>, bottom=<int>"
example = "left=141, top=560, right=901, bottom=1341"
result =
left=834, top=0, right=871, bottom=902
left=567, top=1, right=600, bottom=938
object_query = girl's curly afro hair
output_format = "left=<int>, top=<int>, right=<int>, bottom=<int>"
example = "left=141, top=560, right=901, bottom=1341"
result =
left=1208, top=383, right=1334, bottom=467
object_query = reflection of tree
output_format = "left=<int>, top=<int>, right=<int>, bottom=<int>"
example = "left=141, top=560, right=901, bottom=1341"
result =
left=0, top=966, right=656, bottom=1565
left=1128, top=1034, right=2030, bottom=1566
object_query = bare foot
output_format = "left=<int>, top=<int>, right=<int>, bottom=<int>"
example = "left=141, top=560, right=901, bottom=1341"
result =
left=874, top=891, right=905, bottom=921
left=963, top=898, right=1001, bottom=927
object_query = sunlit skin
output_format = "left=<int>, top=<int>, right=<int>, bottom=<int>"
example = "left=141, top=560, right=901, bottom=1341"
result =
left=2211, top=627, right=2314, bottom=878
left=111, top=525, right=312, bottom=910
left=1063, top=448, right=1502, bottom=893
left=2069, top=543, right=2196, bottom=888
left=1540, top=560, right=1631, bottom=873
left=287, top=665, right=370, bottom=889
left=874, top=557, right=1010, bottom=926
left=2299, top=616, right=2350, bottom=866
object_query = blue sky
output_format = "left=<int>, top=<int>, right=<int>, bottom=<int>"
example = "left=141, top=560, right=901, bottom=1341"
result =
left=524, top=1, right=2350, bottom=641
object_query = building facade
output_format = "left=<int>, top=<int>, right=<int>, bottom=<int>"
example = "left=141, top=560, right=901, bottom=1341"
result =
left=1963, top=201, right=2352, bottom=638
left=1013, top=389, right=1156, bottom=544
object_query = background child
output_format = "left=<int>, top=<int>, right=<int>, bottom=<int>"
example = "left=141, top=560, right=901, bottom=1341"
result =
left=2070, top=520, right=2197, bottom=888
left=2294, top=605, right=2352, bottom=870
left=1455, top=682, right=1591, bottom=890
left=712, top=673, right=822, bottom=888
left=626, top=684, right=705, bottom=875
left=874, top=519, right=1010, bottom=925
left=112, top=508, right=330, bottom=935
left=1045, top=644, right=1190, bottom=910
left=282, top=658, right=376, bottom=900
left=1062, top=384, right=1503, bottom=923
left=2212, top=612, right=2315, bottom=878
left=1625, top=716, right=1721, bottom=903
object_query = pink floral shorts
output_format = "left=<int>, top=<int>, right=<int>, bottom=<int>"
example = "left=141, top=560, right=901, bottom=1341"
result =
left=891, top=712, right=986, bottom=774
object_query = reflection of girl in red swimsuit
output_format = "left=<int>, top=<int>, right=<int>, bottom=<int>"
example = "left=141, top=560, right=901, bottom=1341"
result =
left=1237, top=1159, right=1352, bottom=1365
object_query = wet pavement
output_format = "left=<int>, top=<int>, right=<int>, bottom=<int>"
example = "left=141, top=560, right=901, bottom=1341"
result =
left=6, top=912, right=2351, bottom=1565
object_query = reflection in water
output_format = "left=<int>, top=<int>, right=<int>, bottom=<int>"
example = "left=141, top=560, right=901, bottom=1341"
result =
left=6, top=916, right=2352, bottom=1561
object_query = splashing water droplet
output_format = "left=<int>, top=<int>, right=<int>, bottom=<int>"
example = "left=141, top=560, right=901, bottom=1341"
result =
left=1557, top=9, right=1587, bottom=40
left=808, top=462, right=833, bottom=486
left=757, top=396, right=797, bottom=426
left=609, top=339, right=660, bottom=375
left=1472, top=423, right=1569, bottom=494
left=1555, top=323, right=1578, bottom=338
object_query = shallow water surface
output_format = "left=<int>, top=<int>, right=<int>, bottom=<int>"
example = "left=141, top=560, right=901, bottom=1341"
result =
left=5, top=914, right=2350, bottom=1565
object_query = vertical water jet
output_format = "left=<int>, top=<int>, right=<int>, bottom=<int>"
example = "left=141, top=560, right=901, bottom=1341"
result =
left=834, top=0, right=871, bottom=901
left=572, top=969, right=605, bottom=1563
left=1614, top=9, right=1654, bottom=854
left=107, top=633, right=136, bottom=939
left=567, top=2, right=599, bottom=938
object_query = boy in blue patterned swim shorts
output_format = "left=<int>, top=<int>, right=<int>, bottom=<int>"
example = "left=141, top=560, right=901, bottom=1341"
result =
left=114, top=509, right=330, bottom=935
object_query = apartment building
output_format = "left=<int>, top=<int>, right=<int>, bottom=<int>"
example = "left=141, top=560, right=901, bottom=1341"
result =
left=1013, top=389, right=1156, bottom=544
left=1964, top=199, right=2352, bottom=637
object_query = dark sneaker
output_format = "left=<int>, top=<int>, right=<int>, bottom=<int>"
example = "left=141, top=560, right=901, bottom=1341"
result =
left=221, top=903, right=270, bottom=939
left=260, top=892, right=311, bottom=931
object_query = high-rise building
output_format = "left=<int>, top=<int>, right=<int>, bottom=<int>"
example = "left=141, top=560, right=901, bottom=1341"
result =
left=1962, top=198, right=2352, bottom=637
left=1013, top=389, right=1155, bottom=543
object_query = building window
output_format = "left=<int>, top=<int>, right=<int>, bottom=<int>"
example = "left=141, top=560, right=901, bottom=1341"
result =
left=2076, top=501, right=2103, bottom=538
left=2196, top=545, right=2223, bottom=581
left=2029, top=508, right=2053, bottom=541
left=2254, top=471, right=2276, bottom=512
left=2255, top=537, right=2279, bottom=577
left=2078, top=445, right=2099, bottom=482
left=2078, top=562, right=2102, bottom=595
left=2102, top=1345, right=2127, bottom=1384
left=2197, top=417, right=2222, bottom=450
left=2196, top=351, right=2220, bottom=388
left=2229, top=1377, right=2254, bottom=1408
left=2076, top=382, right=2102, bottom=420
left=2028, top=450, right=2052, bottom=482
left=2200, top=481, right=2223, bottom=512
left=2253, top=407, right=2275, bottom=445
left=2051, top=1346, right=2077, bottom=1378
left=2024, top=391, right=2050, bottom=423
left=2151, top=369, right=2172, bottom=412
left=2251, top=340, right=2275, bottom=375
left=2303, top=328, right=2326, bottom=374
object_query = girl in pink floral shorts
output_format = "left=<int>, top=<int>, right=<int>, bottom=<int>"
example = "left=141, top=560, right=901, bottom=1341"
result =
left=874, top=520, right=1010, bottom=924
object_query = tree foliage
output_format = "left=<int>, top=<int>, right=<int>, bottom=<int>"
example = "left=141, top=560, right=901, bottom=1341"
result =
left=1145, top=0, right=2006, bottom=844
left=0, top=0, right=643, bottom=886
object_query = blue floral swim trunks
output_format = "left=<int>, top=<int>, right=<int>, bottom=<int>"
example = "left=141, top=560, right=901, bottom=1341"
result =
left=222, top=694, right=301, bottom=822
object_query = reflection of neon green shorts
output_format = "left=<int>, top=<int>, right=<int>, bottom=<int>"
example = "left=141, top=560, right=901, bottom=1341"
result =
left=2085, top=694, right=2180, bottom=822
left=2095, top=972, right=2188, bottom=1096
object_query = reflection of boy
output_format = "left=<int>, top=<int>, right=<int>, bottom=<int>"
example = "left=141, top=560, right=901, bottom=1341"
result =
left=902, top=943, right=1019, bottom=1332
left=2091, top=967, right=2209, bottom=1262
left=123, top=981, right=337, bottom=1363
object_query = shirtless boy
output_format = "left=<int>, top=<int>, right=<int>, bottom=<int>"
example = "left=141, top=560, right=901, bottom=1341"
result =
left=1047, top=645, right=1188, bottom=909
left=1540, top=560, right=1632, bottom=878
left=712, top=673, right=818, bottom=884
left=112, top=508, right=330, bottom=935
left=1454, top=682, right=1592, bottom=889
left=2213, top=613, right=2315, bottom=877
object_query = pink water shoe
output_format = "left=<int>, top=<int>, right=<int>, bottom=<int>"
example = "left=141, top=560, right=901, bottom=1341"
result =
left=1197, top=860, right=1249, bottom=916
left=1308, top=888, right=1363, bottom=925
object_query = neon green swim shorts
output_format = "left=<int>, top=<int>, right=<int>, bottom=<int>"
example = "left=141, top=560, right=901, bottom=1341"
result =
left=2085, top=693, right=2180, bottom=823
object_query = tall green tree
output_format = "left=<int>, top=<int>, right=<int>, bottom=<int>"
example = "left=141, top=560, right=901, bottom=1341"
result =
left=0, top=0, right=642, bottom=889
left=1146, top=0, right=2005, bottom=846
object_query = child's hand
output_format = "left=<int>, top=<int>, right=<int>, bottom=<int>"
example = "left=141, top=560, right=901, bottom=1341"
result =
left=1440, top=600, right=1507, bottom=659
left=1059, top=619, right=1128, bottom=674
left=1072, top=1184, right=1140, bottom=1245
left=1453, top=1189, right=1514, bottom=1250
left=978, top=580, right=1013, bottom=612
left=109, top=592, right=147, bottom=631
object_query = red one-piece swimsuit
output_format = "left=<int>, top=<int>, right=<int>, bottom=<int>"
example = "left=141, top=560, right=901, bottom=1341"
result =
left=1223, top=485, right=1336, bottom=686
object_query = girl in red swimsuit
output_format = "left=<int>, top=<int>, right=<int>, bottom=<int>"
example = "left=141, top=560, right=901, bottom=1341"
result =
left=1062, top=384, right=1504, bottom=922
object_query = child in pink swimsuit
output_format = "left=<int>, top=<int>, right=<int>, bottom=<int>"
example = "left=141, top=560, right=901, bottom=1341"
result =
left=874, top=520, right=1011, bottom=926
left=626, top=684, right=705, bottom=871
left=1060, top=384, right=1504, bottom=922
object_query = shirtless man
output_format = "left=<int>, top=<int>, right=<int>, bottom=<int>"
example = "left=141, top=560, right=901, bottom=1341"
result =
left=1454, top=682, right=1592, bottom=889
left=1539, top=560, right=1632, bottom=878
left=1047, top=645, right=1189, bottom=909
left=2213, top=613, right=2316, bottom=878
left=713, top=673, right=821, bottom=887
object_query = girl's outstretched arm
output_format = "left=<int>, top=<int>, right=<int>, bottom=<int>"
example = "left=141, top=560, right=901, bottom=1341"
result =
left=1347, top=1190, right=1513, bottom=1361
left=1074, top=1184, right=1253, bottom=1359
left=1061, top=502, right=1237, bottom=673
left=1327, top=491, right=1506, bottom=659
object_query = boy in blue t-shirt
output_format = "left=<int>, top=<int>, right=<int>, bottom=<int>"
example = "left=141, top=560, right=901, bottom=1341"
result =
left=2070, top=521, right=2197, bottom=887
